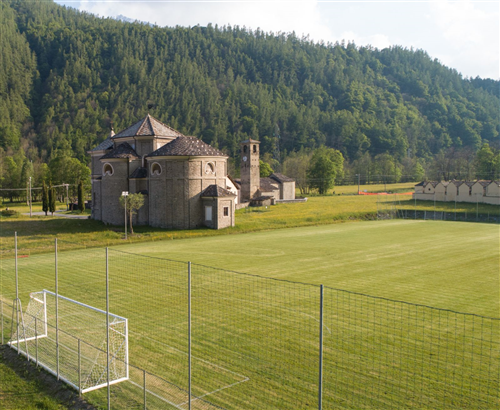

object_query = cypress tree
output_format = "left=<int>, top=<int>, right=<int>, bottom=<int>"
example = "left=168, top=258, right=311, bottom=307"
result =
left=48, top=184, right=56, bottom=216
left=42, top=181, right=49, bottom=216
left=77, top=180, right=84, bottom=213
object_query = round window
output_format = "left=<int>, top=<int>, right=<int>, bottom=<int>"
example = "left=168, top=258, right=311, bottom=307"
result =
left=151, top=162, right=162, bottom=176
left=103, top=163, right=114, bottom=176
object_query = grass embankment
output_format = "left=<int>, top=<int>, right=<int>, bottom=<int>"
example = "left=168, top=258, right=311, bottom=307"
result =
left=0, top=347, right=67, bottom=410
left=1, top=186, right=499, bottom=254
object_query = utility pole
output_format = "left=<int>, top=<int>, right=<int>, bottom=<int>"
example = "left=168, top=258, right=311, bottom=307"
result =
left=29, top=177, right=32, bottom=217
left=356, top=174, right=360, bottom=195
left=65, top=184, right=69, bottom=211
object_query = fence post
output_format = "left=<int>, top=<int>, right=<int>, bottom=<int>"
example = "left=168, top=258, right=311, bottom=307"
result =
left=35, top=317, right=38, bottom=367
left=1, top=300, right=3, bottom=345
left=318, top=284, right=324, bottom=410
left=78, top=339, right=82, bottom=396
left=106, top=247, right=110, bottom=410
left=188, top=261, right=192, bottom=410
left=143, top=369, right=147, bottom=410
left=55, top=238, right=59, bottom=379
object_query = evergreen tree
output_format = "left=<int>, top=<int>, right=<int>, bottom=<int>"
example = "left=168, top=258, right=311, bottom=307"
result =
left=48, top=184, right=56, bottom=216
left=42, top=181, right=48, bottom=216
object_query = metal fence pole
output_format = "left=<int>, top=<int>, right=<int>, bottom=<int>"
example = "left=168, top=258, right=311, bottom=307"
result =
left=106, top=247, right=110, bottom=410
left=55, top=238, right=59, bottom=379
left=1, top=300, right=3, bottom=345
left=15, top=232, right=19, bottom=354
left=35, top=317, right=38, bottom=367
left=188, top=261, right=192, bottom=410
left=318, top=284, right=324, bottom=410
left=78, top=339, right=82, bottom=396
left=143, top=369, right=147, bottom=410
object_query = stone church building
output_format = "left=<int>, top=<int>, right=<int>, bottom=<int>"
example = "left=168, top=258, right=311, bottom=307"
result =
left=89, top=114, right=295, bottom=230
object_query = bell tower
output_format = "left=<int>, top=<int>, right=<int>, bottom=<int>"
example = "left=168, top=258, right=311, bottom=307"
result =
left=240, top=139, right=260, bottom=201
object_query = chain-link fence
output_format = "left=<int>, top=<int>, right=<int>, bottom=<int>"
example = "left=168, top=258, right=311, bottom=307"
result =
left=376, top=194, right=500, bottom=224
left=1, top=235, right=499, bottom=409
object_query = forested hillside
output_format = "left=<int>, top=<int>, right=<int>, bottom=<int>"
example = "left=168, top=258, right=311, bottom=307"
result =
left=1, top=0, right=498, bottom=192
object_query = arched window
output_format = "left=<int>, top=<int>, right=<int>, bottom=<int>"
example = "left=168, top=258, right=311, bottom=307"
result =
left=151, top=162, right=162, bottom=176
left=253, top=145, right=257, bottom=153
left=103, top=163, right=114, bottom=176
left=205, top=162, right=215, bottom=175
left=243, top=145, right=247, bottom=153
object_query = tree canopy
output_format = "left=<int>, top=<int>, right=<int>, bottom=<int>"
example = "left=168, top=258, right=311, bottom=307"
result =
left=1, top=0, right=498, bottom=191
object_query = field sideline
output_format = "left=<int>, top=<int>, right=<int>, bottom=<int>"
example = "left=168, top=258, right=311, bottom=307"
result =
left=113, top=219, right=499, bottom=317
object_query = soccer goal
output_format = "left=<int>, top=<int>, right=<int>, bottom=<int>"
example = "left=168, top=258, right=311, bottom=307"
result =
left=9, top=290, right=129, bottom=393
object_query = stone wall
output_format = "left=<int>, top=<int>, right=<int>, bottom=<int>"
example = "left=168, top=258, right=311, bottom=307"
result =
left=100, top=160, right=130, bottom=225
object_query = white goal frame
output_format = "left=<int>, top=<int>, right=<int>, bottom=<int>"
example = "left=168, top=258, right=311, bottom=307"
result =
left=9, top=289, right=129, bottom=393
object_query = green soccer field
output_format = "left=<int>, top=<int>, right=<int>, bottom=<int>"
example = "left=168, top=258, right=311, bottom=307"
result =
left=1, top=220, right=498, bottom=409
left=114, top=219, right=499, bottom=317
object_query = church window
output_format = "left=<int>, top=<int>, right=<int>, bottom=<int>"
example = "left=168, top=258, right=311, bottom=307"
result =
left=205, top=162, right=215, bottom=175
left=151, top=162, right=162, bottom=176
left=223, top=207, right=229, bottom=216
left=253, top=145, right=257, bottom=153
left=243, top=145, right=247, bottom=153
left=103, top=163, right=114, bottom=176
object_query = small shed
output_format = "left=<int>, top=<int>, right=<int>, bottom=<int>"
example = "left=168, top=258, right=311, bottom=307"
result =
left=446, top=180, right=461, bottom=202
left=457, top=181, right=474, bottom=203
left=435, top=181, right=448, bottom=201
left=201, top=185, right=236, bottom=229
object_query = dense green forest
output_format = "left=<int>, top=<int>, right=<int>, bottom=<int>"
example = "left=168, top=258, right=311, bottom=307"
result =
left=0, top=0, right=499, bottom=195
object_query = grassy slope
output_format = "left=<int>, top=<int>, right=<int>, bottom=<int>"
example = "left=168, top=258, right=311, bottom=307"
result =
left=1, top=191, right=498, bottom=254
left=0, top=348, right=65, bottom=410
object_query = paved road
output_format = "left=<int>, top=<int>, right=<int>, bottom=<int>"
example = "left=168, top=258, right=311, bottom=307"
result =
left=23, top=211, right=90, bottom=219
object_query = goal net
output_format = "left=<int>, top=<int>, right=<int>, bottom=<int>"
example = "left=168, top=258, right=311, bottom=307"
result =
left=9, top=290, right=128, bottom=393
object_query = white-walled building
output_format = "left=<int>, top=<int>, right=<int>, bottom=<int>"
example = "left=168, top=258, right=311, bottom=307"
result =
left=413, top=181, right=500, bottom=205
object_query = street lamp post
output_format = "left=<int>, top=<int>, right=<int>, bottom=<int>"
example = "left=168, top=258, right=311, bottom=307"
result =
left=122, top=191, right=129, bottom=239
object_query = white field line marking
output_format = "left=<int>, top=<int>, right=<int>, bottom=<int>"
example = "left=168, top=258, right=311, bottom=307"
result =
left=128, top=379, right=185, bottom=409
left=130, top=331, right=249, bottom=382
left=179, top=376, right=250, bottom=407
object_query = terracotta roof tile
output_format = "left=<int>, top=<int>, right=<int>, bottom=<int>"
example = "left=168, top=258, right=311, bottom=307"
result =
left=147, top=136, right=226, bottom=157
left=100, top=142, right=139, bottom=160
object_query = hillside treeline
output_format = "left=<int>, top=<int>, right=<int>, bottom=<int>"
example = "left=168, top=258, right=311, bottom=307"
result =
left=1, top=0, right=499, bottom=193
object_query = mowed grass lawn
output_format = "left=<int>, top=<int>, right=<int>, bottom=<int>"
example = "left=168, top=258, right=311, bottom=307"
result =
left=1, top=194, right=499, bottom=409
left=0, top=219, right=498, bottom=409
left=115, top=219, right=499, bottom=317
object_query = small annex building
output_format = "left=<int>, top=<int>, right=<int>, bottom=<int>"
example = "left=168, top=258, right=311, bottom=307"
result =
left=89, top=114, right=236, bottom=229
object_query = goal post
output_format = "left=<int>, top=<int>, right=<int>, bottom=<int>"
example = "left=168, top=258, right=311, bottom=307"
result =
left=9, top=289, right=128, bottom=393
